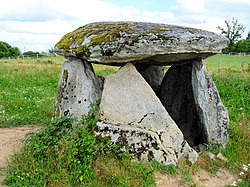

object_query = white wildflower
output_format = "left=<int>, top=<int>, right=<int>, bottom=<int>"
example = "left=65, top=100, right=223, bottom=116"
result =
left=231, top=181, right=237, bottom=186
left=239, top=171, right=244, bottom=176
left=243, top=164, right=248, bottom=171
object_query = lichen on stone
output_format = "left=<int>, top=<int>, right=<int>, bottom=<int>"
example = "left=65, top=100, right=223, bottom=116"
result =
left=55, top=21, right=228, bottom=64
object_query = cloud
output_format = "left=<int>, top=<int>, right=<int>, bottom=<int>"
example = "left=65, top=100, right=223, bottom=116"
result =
left=219, top=0, right=250, bottom=5
left=0, top=30, right=60, bottom=52
left=0, top=0, right=249, bottom=52
left=0, top=0, right=180, bottom=51
left=170, top=0, right=250, bottom=36
left=0, top=20, right=71, bottom=35
left=173, top=0, right=205, bottom=14
left=0, top=0, right=56, bottom=22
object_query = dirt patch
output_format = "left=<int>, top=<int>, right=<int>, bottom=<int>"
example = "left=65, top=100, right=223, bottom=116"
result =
left=0, top=126, right=238, bottom=187
left=155, top=167, right=238, bottom=187
left=0, top=126, right=42, bottom=186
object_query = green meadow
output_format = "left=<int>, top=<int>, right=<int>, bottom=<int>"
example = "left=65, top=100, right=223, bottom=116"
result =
left=0, top=54, right=249, bottom=186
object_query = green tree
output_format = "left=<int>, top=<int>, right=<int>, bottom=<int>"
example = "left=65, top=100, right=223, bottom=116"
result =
left=0, top=41, right=21, bottom=58
left=23, top=51, right=40, bottom=56
left=48, top=47, right=55, bottom=55
left=246, top=31, right=250, bottom=40
left=217, top=17, right=245, bottom=51
left=233, top=39, right=250, bottom=52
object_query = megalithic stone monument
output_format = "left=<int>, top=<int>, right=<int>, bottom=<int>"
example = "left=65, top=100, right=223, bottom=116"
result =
left=53, top=21, right=229, bottom=165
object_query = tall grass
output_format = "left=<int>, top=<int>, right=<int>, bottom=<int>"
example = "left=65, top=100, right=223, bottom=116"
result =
left=213, top=74, right=249, bottom=162
left=0, top=55, right=249, bottom=186
left=0, top=58, right=119, bottom=127
left=0, top=60, right=61, bottom=127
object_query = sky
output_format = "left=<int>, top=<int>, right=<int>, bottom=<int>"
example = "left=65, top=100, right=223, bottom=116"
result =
left=0, top=0, right=249, bottom=53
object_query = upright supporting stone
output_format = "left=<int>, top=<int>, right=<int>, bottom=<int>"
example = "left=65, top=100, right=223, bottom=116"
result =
left=53, top=57, right=104, bottom=120
left=135, top=64, right=164, bottom=93
left=98, top=63, right=198, bottom=165
left=192, top=60, right=229, bottom=146
left=159, top=64, right=203, bottom=146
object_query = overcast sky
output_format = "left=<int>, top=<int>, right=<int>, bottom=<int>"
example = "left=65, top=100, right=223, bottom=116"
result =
left=0, top=0, right=249, bottom=52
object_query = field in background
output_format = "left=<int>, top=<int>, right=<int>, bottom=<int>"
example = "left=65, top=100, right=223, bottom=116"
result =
left=0, top=54, right=249, bottom=127
left=0, top=54, right=249, bottom=185
left=204, top=54, right=250, bottom=74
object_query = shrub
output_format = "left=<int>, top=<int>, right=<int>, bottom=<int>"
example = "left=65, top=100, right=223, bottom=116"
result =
left=0, top=41, right=20, bottom=58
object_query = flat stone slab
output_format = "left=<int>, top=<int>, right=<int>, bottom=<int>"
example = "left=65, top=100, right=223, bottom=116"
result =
left=55, top=22, right=228, bottom=66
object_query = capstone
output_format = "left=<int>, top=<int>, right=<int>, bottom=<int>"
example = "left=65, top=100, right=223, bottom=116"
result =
left=55, top=22, right=228, bottom=66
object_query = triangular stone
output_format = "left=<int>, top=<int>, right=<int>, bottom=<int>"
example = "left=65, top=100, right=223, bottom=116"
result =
left=98, top=63, right=198, bottom=165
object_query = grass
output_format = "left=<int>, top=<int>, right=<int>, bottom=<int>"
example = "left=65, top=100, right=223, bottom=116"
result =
left=3, top=104, right=155, bottom=187
left=0, top=54, right=249, bottom=186
left=0, top=59, right=62, bottom=127
left=204, top=54, right=250, bottom=73
left=0, top=57, right=118, bottom=127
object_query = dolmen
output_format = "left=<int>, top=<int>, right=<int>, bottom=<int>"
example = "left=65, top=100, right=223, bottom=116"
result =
left=53, top=22, right=229, bottom=165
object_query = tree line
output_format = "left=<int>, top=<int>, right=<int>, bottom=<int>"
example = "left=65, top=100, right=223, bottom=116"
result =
left=217, top=17, right=250, bottom=53
left=0, top=41, right=55, bottom=59
left=0, top=41, right=21, bottom=58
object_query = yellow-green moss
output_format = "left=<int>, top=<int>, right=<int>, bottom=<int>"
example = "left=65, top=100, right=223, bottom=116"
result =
left=62, top=70, right=68, bottom=80
left=150, top=25, right=171, bottom=33
left=54, top=69, right=69, bottom=119
left=55, top=22, right=138, bottom=57
left=73, top=45, right=91, bottom=57
left=54, top=91, right=63, bottom=119
left=188, top=28, right=195, bottom=34
left=55, top=22, right=195, bottom=58
left=56, top=22, right=136, bottom=49
left=89, top=31, right=121, bottom=46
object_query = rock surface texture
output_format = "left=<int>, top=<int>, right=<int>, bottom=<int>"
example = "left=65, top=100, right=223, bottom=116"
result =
left=192, top=60, right=229, bottom=146
left=55, top=22, right=228, bottom=66
left=53, top=57, right=103, bottom=120
left=54, top=21, right=229, bottom=165
left=159, top=64, right=202, bottom=147
left=98, top=63, right=198, bottom=164
left=135, top=64, right=164, bottom=93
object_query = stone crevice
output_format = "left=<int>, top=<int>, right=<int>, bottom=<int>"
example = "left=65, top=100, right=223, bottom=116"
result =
left=137, top=112, right=155, bottom=124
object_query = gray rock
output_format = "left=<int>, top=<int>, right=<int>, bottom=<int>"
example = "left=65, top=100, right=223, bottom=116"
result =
left=216, top=152, right=228, bottom=162
left=207, top=152, right=216, bottom=160
left=96, top=122, right=178, bottom=164
left=55, top=22, right=228, bottom=66
left=99, top=63, right=198, bottom=165
left=159, top=64, right=203, bottom=147
left=198, top=144, right=208, bottom=152
left=135, top=64, right=164, bottom=93
left=53, top=57, right=104, bottom=120
left=192, top=60, right=229, bottom=146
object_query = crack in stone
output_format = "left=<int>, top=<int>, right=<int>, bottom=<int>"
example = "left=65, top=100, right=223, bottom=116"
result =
left=137, top=112, right=155, bottom=124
